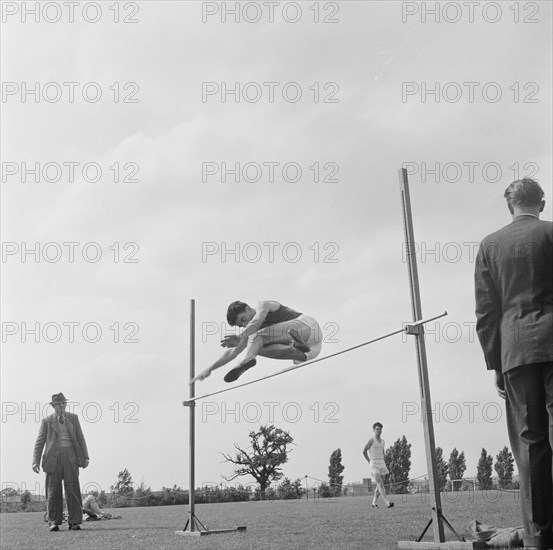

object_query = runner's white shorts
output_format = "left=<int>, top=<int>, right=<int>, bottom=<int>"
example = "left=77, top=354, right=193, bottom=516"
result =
left=253, top=313, right=323, bottom=362
left=293, top=314, right=323, bottom=362
left=369, top=459, right=389, bottom=477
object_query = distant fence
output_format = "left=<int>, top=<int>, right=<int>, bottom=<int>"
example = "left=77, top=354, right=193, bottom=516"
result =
left=1, top=477, right=520, bottom=512
left=1, top=496, right=47, bottom=513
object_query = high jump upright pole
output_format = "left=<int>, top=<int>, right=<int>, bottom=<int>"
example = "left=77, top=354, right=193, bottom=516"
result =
left=176, top=299, right=209, bottom=535
left=399, top=169, right=447, bottom=544
left=176, top=299, right=207, bottom=535
left=188, top=299, right=197, bottom=532
left=176, top=299, right=246, bottom=537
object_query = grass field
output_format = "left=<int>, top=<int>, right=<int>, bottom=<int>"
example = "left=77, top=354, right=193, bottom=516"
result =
left=0, top=492, right=522, bottom=550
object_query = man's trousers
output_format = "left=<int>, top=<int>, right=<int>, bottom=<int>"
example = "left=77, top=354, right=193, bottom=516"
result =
left=505, top=362, right=553, bottom=549
left=45, top=447, right=83, bottom=526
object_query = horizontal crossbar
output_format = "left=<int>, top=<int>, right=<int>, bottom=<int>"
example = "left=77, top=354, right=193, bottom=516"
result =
left=183, top=311, right=447, bottom=405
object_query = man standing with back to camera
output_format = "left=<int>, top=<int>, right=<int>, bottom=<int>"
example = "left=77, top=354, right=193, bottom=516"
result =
left=475, top=178, right=553, bottom=550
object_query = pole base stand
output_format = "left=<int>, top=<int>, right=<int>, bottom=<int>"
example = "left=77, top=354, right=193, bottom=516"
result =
left=176, top=526, right=246, bottom=537
left=398, top=542, right=487, bottom=549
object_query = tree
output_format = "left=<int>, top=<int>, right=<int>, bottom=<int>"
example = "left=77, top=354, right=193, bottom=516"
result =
left=20, top=490, right=32, bottom=510
left=494, top=446, right=515, bottom=489
left=384, top=436, right=412, bottom=494
left=276, top=477, right=304, bottom=500
left=134, top=481, right=155, bottom=507
left=111, top=468, right=134, bottom=498
left=0, top=487, right=20, bottom=497
left=159, top=485, right=187, bottom=506
left=476, top=448, right=493, bottom=490
left=224, top=484, right=251, bottom=502
left=222, top=425, right=294, bottom=498
left=328, top=448, right=345, bottom=497
left=435, top=447, right=449, bottom=491
left=448, top=448, right=466, bottom=491
left=318, top=482, right=332, bottom=498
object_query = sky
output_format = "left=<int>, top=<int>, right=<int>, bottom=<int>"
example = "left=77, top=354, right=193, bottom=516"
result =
left=1, top=1, right=552, bottom=500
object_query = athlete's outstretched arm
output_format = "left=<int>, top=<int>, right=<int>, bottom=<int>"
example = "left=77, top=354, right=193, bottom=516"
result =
left=190, top=338, right=248, bottom=383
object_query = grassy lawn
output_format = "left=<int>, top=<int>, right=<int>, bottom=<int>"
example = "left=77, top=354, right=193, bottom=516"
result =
left=0, top=492, right=521, bottom=550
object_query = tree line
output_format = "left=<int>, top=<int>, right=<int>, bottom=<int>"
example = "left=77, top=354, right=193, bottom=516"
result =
left=433, top=445, right=517, bottom=491
left=104, top=467, right=305, bottom=507
left=219, top=424, right=518, bottom=496
left=318, top=436, right=516, bottom=496
left=104, top=425, right=518, bottom=507
left=3, top=425, right=519, bottom=512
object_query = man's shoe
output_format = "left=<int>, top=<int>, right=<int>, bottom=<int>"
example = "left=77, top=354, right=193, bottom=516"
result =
left=49, top=524, right=59, bottom=532
left=69, top=524, right=81, bottom=530
left=224, top=359, right=256, bottom=383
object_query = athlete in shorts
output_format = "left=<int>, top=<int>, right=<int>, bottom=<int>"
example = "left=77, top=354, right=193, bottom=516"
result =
left=191, top=300, right=322, bottom=384
left=363, top=422, right=394, bottom=508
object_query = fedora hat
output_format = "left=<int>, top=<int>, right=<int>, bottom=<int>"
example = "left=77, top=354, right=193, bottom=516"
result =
left=50, top=393, right=68, bottom=405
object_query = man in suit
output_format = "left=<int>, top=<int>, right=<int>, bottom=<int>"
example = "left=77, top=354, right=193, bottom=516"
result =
left=475, top=178, right=553, bottom=550
left=32, top=393, right=89, bottom=531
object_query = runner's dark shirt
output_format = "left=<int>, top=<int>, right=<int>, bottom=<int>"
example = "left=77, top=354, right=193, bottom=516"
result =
left=259, top=304, right=302, bottom=329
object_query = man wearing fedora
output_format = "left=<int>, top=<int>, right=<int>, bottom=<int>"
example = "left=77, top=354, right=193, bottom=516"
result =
left=32, top=393, right=89, bottom=531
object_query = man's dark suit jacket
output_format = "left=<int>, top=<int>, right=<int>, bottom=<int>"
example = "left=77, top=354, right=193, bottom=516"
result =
left=475, top=215, right=553, bottom=373
left=33, top=412, right=89, bottom=473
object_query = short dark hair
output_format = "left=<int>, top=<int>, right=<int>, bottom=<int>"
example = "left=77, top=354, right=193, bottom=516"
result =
left=373, top=422, right=383, bottom=429
left=227, top=301, right=248, bottom=326
left=504, top=178, right=544, bottom=209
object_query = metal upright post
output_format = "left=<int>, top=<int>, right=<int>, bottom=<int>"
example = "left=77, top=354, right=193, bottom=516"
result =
left=399, top=169, right=445, bottom=543
left=188, top=298, right=196, bottom=532
left=176, top=300, right=246, bottom=537
left=177, top=299, right=208, bottom=535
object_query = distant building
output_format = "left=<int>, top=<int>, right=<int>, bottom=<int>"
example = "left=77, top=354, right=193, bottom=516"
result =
left=348, top=479, right=373, bottom=496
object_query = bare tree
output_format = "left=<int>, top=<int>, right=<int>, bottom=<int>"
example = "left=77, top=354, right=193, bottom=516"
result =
left=222, top=425, right=294, bottom=498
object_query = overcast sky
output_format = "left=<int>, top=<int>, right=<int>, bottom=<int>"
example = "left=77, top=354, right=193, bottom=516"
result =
left=1, top=1, right=552, bottom=498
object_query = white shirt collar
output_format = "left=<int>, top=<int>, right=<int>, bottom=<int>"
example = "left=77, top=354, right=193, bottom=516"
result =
left=514, top=213, right=539, bottom=219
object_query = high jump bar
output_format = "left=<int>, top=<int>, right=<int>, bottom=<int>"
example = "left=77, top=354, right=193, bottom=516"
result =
left=183, top=310, right=447, bottom=406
